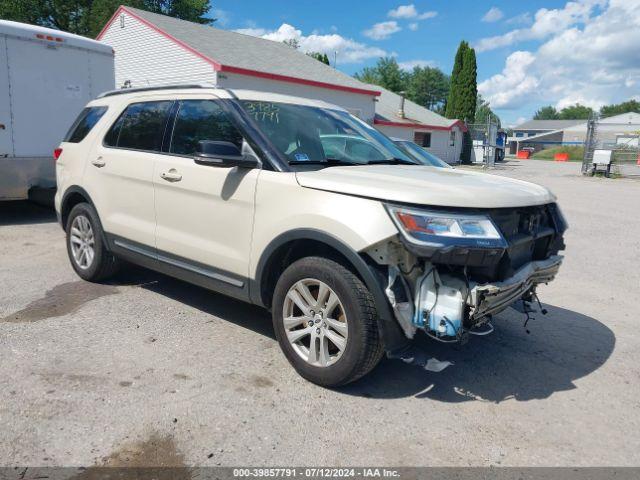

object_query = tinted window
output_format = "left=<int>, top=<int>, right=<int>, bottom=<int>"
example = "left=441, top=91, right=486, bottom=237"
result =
left=170, top=100, right=243, bottom=155
left=64, top=107, right=107, bottom=143
left=105, top=101, right=172, bottom=151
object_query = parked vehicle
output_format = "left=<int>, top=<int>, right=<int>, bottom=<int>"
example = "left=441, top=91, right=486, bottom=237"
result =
left=391, top=138, right=452, bottom=168
left=55, top=85, right=567, bottom=387
left=0, top=20, right=114, bottom=201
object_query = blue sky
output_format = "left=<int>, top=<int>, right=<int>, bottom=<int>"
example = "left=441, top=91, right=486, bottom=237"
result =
left=211, top=1, right=640, bottom=126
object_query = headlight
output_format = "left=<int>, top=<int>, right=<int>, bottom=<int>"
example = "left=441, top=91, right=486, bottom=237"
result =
left=385, top=205, right=506, bottom=248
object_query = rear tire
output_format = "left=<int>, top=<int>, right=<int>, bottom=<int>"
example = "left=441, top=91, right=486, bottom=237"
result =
left=66, top=203, right=120, bottom=282
left=272, top=256, right=384, bottom=387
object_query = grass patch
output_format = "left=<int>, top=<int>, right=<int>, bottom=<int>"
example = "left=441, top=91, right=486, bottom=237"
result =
left=532, top=146, right=584, bottom=161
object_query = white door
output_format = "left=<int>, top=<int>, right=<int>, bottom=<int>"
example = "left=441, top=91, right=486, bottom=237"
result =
left=85, top=100, right=173, bottom=247
left=153, top=99, right=259, bottom=280
left=0, top=36, right=12, bottom=158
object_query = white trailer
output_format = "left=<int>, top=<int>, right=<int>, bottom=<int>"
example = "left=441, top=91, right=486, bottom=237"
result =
left=0, top=20, right=114, bottom=201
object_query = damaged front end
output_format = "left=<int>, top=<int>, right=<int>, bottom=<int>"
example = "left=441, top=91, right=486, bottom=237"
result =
left=366, top=202, right=567, bottom=344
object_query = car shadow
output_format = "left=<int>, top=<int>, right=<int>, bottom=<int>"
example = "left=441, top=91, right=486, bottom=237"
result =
left=113, top=266, right=274, bottom=339
left=111, top=267, right=614, bottom=403
left=0, top=200, right=57, bottom=226
left=341, top=305, right=615, bottom=402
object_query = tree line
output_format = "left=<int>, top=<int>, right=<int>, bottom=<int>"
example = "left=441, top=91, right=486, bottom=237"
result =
left=0, top=0, right=213, bottom=38
left=534, top=100, right=640, bottom=121
left=354, top=42, right=485, bottom=163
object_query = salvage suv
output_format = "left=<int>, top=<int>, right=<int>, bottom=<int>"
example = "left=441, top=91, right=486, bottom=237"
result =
left=55, top=85, right=567, bottom=387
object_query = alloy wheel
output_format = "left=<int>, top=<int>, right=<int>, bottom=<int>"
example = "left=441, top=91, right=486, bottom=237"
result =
left=69, top=215, right=95, bottom=270
left=282, top=279, right=349, bottom=367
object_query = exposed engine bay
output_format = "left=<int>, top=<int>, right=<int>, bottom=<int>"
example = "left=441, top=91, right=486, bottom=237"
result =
left=367, top=203, right=567, bottom=343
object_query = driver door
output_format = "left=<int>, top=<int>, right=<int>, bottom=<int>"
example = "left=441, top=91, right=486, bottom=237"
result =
left=153, top=99, right=260, bottom=294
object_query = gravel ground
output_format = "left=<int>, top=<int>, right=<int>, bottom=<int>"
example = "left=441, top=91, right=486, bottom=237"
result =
left=0, top=159, right=638, bottom=468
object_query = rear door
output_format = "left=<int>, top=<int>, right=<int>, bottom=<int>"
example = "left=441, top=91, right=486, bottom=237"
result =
left=84, top=99, right=173, bottom=248
left=153, top=98, right=260, bottom=287
left=0, top=35, right=12, bottom=158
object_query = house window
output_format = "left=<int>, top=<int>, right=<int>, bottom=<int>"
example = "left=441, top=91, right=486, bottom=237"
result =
left=449, top=130, right=456, bottom=146
left=120, top=14, right=125, bottom=28
left=515, top=132, right=524, bottom=138
left=414, top=132, right=431, bottom=148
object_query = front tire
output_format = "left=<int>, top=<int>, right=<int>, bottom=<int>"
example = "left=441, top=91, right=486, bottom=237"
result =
left=272, top=257, right=384, bottom=387
left=66, top=203, right=120, bottom=282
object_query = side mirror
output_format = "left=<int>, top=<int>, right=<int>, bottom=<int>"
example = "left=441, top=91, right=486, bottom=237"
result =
left=194, top=141, right=259, bottom=168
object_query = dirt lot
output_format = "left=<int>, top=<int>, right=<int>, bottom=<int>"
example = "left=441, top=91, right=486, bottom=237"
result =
left=1, top=160, right=639, bottom=467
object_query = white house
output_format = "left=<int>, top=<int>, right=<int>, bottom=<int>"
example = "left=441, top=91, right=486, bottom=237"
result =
left=97, top=6, right=380, bottom=122
left=97, top=6, right=464, bottom=162
left=372, top=87, right=465, bottom=164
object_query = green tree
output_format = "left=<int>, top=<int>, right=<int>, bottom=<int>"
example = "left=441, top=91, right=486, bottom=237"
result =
left=308, top=52, right=330, bottom=65
left=533, top=105, right=560, bottom=120
left=445, top=41, right=477, bottom=163
left=600, top=100, right=640, bottom=117
left=559, top=103, right=593, bottom=120
left=0, top=0, right=214, bottom=38
left=354, top=57, right=407, bottom=93
left=405, top=66, right=450, bottom=112
left=282, top=38, right=300, bottom=49
left=475, top=94, right=501, bottom=127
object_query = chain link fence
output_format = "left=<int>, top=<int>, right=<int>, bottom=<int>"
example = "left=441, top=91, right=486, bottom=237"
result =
left=582, top=115, right=640, bottom=177
left=467, top=116, right=504, bottom=167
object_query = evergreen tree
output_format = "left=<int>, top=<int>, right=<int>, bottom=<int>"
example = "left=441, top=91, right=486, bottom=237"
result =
left=308, top=52, right=330, bottom=65
left=445, top=41, right=477, bottom=163
left=405, top=66, right=449, bottom=112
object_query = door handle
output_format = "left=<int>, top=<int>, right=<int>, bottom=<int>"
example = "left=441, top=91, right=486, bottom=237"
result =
left=91, top=157, right=106, bottom=168
left=160, top=170, right=182, bottom=182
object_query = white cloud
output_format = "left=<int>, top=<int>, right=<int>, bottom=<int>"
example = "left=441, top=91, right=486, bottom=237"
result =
left=234, top=23, right=387, bottom=64
left=388, top=4, right=437, bottom=20
left=212, top=9, right=230, bottom=26
left=478, top=51, right=539, bottom=109
left=480, top=0, right=640, bottom=112
left=408, top=22, right=419, bottom=31
left=363, top=21, right=401, bottom=40
left=398, top=59, right=436, bottom=71
left=506, top=12, right=533, bottom=25
left=475, top=0, right=606, bottom=52
left=482, top=7, right=504, bottom=22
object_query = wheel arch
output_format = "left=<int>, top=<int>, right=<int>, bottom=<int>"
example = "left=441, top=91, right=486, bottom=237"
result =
left=252, top=229, right=408, bottom=352
left=60, top=186, right=96, bottom=228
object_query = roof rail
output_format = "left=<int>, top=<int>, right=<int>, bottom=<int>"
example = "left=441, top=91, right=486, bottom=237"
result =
left=97, top=83, right=215, bottom=98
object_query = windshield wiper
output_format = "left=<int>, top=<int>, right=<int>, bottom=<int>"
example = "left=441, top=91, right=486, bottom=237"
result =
left=366, top=157, right=418, bottom=165
left=288, top=158, right=355, bottom=165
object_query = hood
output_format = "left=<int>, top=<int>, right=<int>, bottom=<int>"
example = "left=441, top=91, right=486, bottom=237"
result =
left=295, top=165, right=556, bottom=208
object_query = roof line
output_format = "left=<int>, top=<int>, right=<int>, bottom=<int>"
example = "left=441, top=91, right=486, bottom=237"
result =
left=374, top=118, right=467, bottom=132
left=218, top=64, right=381, bottom=96
left=98, top=5, right=381, bottom=97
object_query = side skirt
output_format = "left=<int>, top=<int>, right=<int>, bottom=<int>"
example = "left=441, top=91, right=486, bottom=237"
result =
left=105, top=234, right=251, bottom=303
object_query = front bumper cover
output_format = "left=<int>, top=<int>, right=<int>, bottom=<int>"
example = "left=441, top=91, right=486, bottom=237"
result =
left=469, top=255, right=563, bottom=320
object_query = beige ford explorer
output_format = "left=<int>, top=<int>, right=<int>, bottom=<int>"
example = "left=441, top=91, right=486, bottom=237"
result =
left=55, top=85, right=567, bottom=387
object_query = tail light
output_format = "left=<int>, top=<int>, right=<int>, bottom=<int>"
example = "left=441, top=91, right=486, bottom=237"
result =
left=53, top=148, right=63, bottom=161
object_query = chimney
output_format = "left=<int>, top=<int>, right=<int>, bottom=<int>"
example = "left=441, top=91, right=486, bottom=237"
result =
left=398, top=92, right=406, bottom=119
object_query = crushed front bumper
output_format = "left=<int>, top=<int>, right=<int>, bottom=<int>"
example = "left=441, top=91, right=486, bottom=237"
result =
left=469, top=255, right=563, bottom=320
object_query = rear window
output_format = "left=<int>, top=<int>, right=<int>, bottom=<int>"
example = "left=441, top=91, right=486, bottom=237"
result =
left=104, top=101, right=173, bottom=151
left=64, top=106, right=107, bottom=143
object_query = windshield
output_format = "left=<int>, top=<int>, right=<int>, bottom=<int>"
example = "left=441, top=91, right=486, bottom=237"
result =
left=239, top=100, right=416, bottom=167
left=394, top=140, right=452, bottom=168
